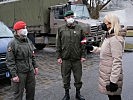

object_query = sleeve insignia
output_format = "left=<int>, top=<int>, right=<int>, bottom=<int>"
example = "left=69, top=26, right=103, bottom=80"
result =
left=8, top=47, right=12, bottom=52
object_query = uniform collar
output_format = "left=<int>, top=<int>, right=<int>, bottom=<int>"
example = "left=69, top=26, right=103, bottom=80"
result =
left=14, top=34, right=28, bottom=43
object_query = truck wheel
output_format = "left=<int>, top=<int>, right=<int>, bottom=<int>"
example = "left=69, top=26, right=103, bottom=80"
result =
left=35, top=44, right=46, bottom=50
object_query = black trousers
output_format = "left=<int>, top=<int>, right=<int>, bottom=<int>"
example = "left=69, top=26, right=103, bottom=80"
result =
left=108, top=95, right=121, bottom=100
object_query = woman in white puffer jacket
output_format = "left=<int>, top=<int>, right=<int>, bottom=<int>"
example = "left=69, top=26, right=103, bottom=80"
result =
left=92, top=13, right=126, bottom=100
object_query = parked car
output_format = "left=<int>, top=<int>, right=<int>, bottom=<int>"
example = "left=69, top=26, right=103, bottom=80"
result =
left=0, top=21, right=13, bottom=79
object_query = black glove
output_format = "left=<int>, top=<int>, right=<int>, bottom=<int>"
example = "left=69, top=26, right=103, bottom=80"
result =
left=106, top=82, right=118, bottom=92
left=86, top=44, right=94, bottom=53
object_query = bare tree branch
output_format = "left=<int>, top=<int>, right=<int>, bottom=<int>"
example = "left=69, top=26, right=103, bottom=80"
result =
left=69, top=0, right=112, bottom=19
left=100, top=0, right=111, bottom=10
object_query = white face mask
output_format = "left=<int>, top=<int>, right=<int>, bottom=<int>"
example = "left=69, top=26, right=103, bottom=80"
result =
left=19, top=29, right=28, bottom=36
left=66, top=18, right=75, bottom=24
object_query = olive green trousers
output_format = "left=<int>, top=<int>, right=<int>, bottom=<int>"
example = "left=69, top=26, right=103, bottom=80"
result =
left=12, top=71, right=35, bottom=100
left=61, top=59, right=83, bottom=90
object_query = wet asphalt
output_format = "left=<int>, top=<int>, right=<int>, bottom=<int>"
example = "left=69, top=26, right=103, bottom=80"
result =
left=0, top=37, right=133, bottom=100
left=33, top=50, right=133, bottom=100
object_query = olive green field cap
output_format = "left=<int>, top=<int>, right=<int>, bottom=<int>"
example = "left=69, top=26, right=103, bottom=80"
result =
left=64, top=10, right=74, bottom=17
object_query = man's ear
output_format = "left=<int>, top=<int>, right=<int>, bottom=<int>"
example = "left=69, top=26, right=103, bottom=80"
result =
left=64, top=17, right=67, bottom=21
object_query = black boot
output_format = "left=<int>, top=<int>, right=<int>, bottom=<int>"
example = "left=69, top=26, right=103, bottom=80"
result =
left=62, top=89, right=70, bottom=100
left=76, top=90, right=85, bottom=100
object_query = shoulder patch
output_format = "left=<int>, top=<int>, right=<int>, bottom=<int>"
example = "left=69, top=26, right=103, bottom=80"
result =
left=8, top=47, right=12, bottom=52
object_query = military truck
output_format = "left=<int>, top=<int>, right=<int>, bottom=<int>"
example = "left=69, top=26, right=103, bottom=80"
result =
left=0, top=0, right=104, bottom=50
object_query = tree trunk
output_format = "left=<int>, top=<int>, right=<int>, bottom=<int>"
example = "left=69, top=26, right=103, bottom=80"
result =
left=90, top=8, right=99, bottom=19
left=87, top=0, right=111, bottom=19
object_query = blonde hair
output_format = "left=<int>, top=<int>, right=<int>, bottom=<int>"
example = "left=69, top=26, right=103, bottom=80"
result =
left=104, top=13, right=121, bottom=36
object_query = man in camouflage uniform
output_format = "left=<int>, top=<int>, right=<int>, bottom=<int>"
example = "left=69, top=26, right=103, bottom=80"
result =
left=6, top=21, right=38, bottom=100
left=56, top=10, right=86, bottom=100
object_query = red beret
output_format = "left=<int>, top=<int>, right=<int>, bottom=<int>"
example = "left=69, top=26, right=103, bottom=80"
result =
left=13, top=21, right=26, bottom=30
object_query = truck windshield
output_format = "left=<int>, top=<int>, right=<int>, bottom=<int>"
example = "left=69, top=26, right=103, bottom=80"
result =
left=0, top=22, right=13, bottom=38
left=71, top=4, right=90, bottom=19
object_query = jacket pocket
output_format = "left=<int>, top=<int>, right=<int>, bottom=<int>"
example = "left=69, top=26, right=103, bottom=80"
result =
left=62, top=45, right=70, bottom=59
left=72, top=44, right=81, bottom=59
left=16, top=60, right=29, bottom=73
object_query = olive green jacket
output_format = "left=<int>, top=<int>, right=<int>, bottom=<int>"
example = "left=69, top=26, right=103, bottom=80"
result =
left=6, top=35, right=38, bottom=78
left=56, top=24, right=86, bottom=60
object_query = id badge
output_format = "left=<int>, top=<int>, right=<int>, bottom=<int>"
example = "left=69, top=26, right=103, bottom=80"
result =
left=6, top=72, right=10, bottom=77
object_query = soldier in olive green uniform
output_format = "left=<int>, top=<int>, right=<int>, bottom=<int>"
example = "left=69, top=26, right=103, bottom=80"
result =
left=6, top=21, right=38, bottom=100
left=56, top=10, right=86, bottom=100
